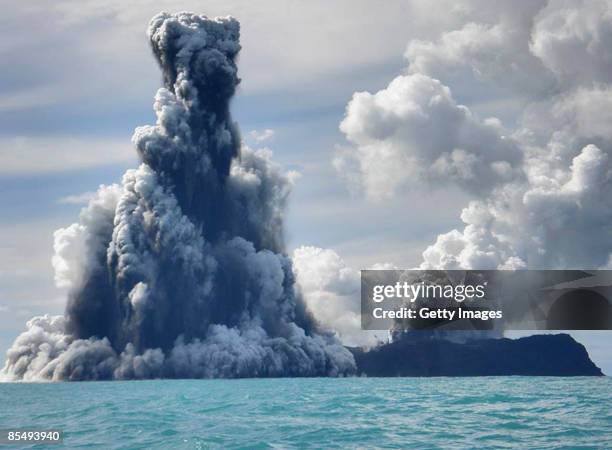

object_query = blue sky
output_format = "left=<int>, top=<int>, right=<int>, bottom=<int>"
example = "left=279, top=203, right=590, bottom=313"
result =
left=1, top=0, right=611, bottom=374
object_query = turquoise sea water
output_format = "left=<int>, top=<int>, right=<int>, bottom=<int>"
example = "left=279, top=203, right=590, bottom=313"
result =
left=1, top=377, right=611, bottom=449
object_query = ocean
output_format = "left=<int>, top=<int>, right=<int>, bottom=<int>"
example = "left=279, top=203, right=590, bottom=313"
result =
left=1, top=377, right=611, bottom=449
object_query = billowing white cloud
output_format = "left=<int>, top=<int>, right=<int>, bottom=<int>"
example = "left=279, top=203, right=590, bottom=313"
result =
left=293, top=246, right=392, bottom=347
left=52, top=184, right=121, bottom=290
left=338, top=0, right=612, bottom=273
left=336, top=73, right=521, bottom=199
left=530, top=0, right=612, bottom=88
left=405, top=4, right=555, bottom=96
left=424, top=143, right=612, bottom=270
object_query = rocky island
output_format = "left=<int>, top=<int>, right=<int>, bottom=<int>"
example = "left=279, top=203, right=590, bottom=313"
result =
left=350, top=334, right=604, bottom=377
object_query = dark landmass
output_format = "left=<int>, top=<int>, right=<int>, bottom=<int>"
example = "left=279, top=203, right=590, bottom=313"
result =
left=349, top=334, right=603, bottom=376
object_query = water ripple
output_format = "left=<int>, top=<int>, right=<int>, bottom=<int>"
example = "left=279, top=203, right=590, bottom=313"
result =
left=0, top=377, right=610, bottom=449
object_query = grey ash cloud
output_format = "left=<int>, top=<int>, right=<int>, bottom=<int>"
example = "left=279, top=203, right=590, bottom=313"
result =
left=1, top=12, right=354, bottom=381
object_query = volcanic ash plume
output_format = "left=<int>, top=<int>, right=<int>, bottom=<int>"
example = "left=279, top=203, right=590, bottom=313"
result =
left=1, top=12, right=355, bottom=381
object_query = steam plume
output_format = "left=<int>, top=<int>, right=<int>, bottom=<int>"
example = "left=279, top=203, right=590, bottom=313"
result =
left=336, top=0, right=612, bottom=271
left=1, top=12, right=355, bottom=381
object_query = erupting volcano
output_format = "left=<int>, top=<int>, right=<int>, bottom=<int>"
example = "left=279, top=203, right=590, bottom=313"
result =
left=1, top=12, right=355, bottom=381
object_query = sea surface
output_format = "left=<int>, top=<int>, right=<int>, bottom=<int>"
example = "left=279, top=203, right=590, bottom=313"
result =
left=1, top=377, right=611, bottom=449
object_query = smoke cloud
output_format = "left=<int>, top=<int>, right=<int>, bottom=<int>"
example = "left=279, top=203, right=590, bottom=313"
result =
left=337, top=0, right=612, bottom=272
left=292, top=246, right=394, bottom=347
left=335, top=73, right=522, bottom=200
left=1, top=12, right=355, bottom=381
